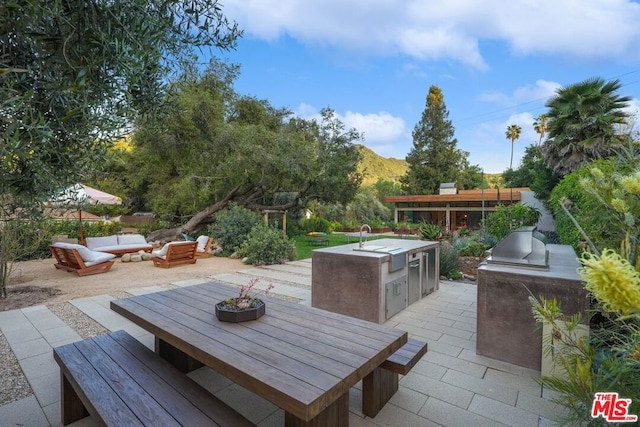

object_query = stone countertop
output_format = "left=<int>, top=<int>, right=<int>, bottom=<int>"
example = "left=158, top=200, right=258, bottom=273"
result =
left=312, top=238, right=438, bottom=259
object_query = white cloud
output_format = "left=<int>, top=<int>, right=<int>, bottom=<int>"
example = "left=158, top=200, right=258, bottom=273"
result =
left=294, top=104, right=410, bottom=158
left=480, top=80, right=561, bottom=108
left=492, top=1, right=640, bottom=60
left=295, top=102, right=317, bottom=118
left=461, top=111, right=541, bottom=173
left=622, top=97, right=640, bottom=135
left=223, top=0, right=640, bottom=68
left=513, top=80, right=562, bottom=104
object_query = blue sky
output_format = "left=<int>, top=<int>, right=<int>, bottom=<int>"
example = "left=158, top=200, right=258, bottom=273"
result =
left=215, top=0, right=640, bottom=173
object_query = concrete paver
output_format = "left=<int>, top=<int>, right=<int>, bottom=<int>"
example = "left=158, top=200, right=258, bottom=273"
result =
left=0, top=261, right=560, bottom=427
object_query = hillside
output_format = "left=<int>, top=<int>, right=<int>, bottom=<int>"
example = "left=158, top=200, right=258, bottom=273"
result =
left=355, top=145, right=502, bottom=188
left=357, top=145, right=407, bottom=186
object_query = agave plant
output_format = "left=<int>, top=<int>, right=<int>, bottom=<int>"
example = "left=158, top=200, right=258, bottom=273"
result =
left=419, top=222, right=443, bottom=240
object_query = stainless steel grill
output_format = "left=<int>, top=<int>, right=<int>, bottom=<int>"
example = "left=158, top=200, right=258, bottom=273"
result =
left=486, top=226, right=549, bottom=270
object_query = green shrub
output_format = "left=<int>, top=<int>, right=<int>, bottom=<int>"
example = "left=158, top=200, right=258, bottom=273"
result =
left=46, top=219, right=122, bottom=239
left=209, top=205, right=262, bottom=256
left=7, top=219, right=55, bottom=261
left=457, top=227, right=471, bottom=237
left=237, top=225, right=296, bottom=265
left=300, top=216, right=331, bottom=233
left=284, top=220, right=304, bottom=238
left=329, top=221, right=342, bottom=232
left=439, top=241, right=461, bottom=279
left=83, top=221, right=122, bottom=237
left=419, top=222, right=443, bottom=240
left=452, top=231, right=493, bottom=257
left=452, top=236, right=483, bottom=257
left=485, top=203, right=541, bottom=241
left=547, top=158, right=628, bottom=253
left=367, top=217, right=386, bottom=229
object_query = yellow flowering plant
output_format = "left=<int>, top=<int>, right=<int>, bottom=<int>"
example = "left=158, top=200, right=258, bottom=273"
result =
left=531, top=164, right=640, bottom=425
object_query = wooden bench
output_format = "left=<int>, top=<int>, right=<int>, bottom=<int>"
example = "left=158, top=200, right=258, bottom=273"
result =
left=363, top=338, right=428, bottom=417
left=50, top=245, right=115, bottom=276
left=53, top=330, right=254, bottom=426
left=152, top=241, right=198, bottom=268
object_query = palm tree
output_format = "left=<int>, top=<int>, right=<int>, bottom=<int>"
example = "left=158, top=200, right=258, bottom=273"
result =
left=543, top=77, right=631, bottom=176
left=533, top=114, right=548, bottom=146
left=505, top=124, right=522, bottom=169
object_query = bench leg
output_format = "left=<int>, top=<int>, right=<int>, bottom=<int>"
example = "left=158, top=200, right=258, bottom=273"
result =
left=362, top=367, right=399, bottom=418
left=284, top=392, right=349, bottom=426
left=60, top=373, right=88, bottom=425
left=155, top=337, right=204, bottom=373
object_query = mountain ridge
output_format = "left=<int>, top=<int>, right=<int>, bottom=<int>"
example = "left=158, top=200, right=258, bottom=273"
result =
left=356, top=144, right=503, bottom=189
left=356, top=144, right=407, bottom=186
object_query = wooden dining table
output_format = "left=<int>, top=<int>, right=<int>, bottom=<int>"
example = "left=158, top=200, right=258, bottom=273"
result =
left=110, top=281, right=407, bottom=426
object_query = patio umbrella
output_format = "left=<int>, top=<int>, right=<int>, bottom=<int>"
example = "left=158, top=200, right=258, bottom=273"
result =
left=50, top=183, right=122, bottom=244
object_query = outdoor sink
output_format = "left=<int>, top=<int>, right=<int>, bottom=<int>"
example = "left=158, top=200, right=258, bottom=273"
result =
left=353, top=246, right=407, bottom=272
left=353, top=245, right=389, bottom=253
left=353, top=245, right=404, bottom=253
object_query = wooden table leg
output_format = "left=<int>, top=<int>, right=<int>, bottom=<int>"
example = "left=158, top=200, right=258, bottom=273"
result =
left=362, top=367, right=399, bottom=418
left=155, top=337, right=203, bottom=373
left=284, top=392, right=349, bottom=426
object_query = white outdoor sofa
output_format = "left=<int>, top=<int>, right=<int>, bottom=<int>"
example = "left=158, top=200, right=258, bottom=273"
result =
left=85, top=234, right=153, bottom=255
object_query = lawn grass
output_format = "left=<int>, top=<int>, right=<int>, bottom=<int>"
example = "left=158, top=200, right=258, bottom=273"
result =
left=292, top=232, right=415, bottom=260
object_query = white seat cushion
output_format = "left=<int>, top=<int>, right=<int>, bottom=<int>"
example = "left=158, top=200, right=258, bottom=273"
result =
left=52, top=242, right=115, bottom=264
left=196, top=235, right=210, bottom=253
left=152, top=243, right=170, bottom=259
left=84, top=251, right=116, bottom=266
left=117, top=234, right=148, bottom=245
left=85, top=236, right=118, bottom=250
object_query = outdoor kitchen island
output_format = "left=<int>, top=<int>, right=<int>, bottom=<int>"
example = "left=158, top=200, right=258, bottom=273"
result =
left=312, top=238, right=439, bottom=323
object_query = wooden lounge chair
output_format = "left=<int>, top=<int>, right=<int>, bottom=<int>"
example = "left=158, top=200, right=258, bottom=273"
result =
left=195, top=235, right=213, bottom=258
left=50, top=243, right=116, bottom=276
left=152, top=241, right=198, bottom=268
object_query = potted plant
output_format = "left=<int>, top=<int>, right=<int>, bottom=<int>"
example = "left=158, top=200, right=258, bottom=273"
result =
left=215, top=279, right=274, bottom=323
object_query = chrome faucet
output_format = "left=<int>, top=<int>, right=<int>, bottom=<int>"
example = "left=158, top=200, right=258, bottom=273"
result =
left=359, top=224, right=371, bottom=248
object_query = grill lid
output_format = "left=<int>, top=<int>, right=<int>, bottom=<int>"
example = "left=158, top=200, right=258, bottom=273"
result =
left=487, top=226, right=549, bottom=270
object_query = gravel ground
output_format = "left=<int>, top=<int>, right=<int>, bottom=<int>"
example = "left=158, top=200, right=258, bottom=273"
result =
left=0, top=331, right=32, bottom=406
left=48, top=302, right=109, bottom=339
left=0, top=302, right=113, bottom=407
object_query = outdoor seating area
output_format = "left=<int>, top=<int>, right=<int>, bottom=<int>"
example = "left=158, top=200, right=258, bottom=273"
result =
left=48, top=234, right=211, bottom=274
left=49, top=242, right=116, bottom=276
left=151, top=241, right=198, bottom=268
left=85, top=233, right=153, bottom=255
left=110, top=282, right=409, bottom=426
left=0, top=258, right=567, bottom=427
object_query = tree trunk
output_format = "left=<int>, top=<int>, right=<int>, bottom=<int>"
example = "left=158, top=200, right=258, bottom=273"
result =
left=145, top=185, right=306, bottom=243
left=146, top=186, right=240, bottom=242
